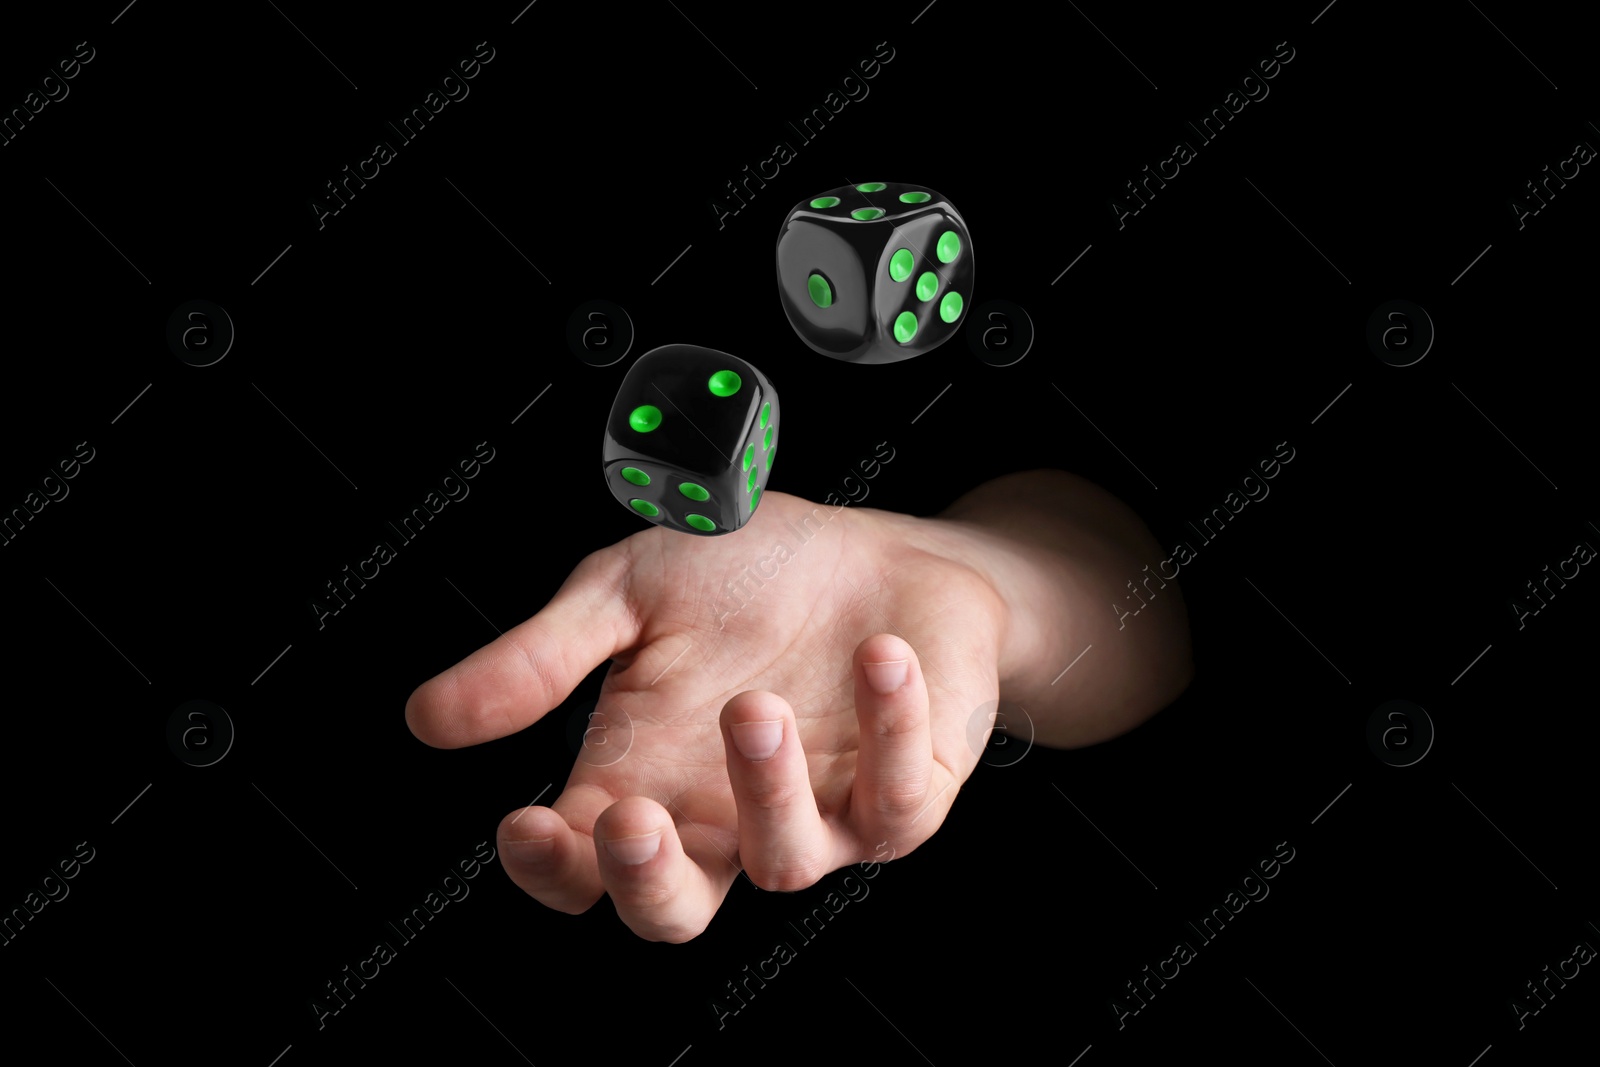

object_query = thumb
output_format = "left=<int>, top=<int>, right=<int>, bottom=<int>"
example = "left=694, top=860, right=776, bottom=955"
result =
left=405, top=546, right=640, bottom=748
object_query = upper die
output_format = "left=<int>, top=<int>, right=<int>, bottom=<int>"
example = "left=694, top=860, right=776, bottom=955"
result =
left=602, top=345, right=778, bottom=535
left=776, top=181, right=972, bottom=364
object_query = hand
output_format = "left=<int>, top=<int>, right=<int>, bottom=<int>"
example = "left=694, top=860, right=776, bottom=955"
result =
left=405, top=490, right=1005, bottom=941
left=405, top=470, right=1193, bottom=941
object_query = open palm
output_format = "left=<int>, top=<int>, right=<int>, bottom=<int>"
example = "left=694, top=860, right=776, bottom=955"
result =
left=405, top=490, right=1006, bottom=941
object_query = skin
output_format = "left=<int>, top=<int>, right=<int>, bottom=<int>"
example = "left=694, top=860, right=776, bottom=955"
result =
left=405, top=468, right=1193, bottom=941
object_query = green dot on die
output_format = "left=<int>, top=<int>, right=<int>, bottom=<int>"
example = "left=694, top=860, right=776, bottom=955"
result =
left=763, top=425, right=773, bottom=450
left=852, top=207, right=885, bottom=220
left=630, top=499, right=659, bottom=517
left=808, top=273, right=833, bottom=308
left=628, top=405, right=662, bottom=433
left=620, top=467, right=650, bottom=486
left=751, top=486, right=762, bottom=510
left=708, top=370, right=742, bottom=397
left=747, top=465, right=758, bottom=491
left=893, top=311, right=918, bottom=344
left=899, top=191, right=931, bottom=203
left=742, top=443, right=755, bottom=472
left=888, top=248, right=914, bottom=283
left=856, top=182, right=887, bottom=192
left=937, top=230, right=962, bottom=263
left=915, top=271, right=938, bottom=302
left=759, top=402, right=770, bottom=429
left=940, top=291, right=964, bottom=323
left=810, top=195, right=840, bottom=208
left=766, top=445, right=775, bottom=471
left=686, top=514, right=716, bottom=532
left=679, top=482, right=709, bottom=501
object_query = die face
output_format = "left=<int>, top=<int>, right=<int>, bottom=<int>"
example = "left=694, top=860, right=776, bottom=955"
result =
left=774, top=223, right=872, bottom=359
left=867, top=210, right=972, bottom=359
left=603, top=458, right=740, bottom=535
left=777, top=182, right=973, bottom=364
left=603, top=345, right=780, bottom=535
left=604, top=345, right=762, bottom=471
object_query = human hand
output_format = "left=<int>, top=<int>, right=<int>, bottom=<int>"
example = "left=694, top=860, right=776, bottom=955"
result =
left=405, top=490, right=1005, bottom=941
left=405, top=470, right=1192, bottom=940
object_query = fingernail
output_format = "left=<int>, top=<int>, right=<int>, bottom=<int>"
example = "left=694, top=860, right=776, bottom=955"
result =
left=863, top=659, right=908, bottom=694
left=731, top=719, right=784, bottom=761
left=604, top=831, right=662, bottom=865
left=504, top=836, right=554, bottom=862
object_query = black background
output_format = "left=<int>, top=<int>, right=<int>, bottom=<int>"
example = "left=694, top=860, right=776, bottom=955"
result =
left=2, top=2, right=1595, bottom=1064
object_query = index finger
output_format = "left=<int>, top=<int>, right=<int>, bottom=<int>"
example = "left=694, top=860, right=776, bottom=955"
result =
left=405, top=546, right=641, bottom=748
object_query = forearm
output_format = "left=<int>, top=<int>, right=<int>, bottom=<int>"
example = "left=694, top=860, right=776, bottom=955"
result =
left=909, top=468, right=1193, bottom=748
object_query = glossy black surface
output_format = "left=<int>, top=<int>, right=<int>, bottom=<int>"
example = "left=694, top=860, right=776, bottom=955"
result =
left=602, top=344, right=780, bottom=535
left=776, top=181, right=974, bottom=364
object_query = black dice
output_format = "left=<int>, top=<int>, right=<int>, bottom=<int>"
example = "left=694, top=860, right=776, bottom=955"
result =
left=603, top=345, right=779, bottom=535
left=776, top=181, right=973, bottom=364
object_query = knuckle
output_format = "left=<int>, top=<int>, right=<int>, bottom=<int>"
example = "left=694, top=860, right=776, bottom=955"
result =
left=740, top=776, right=806, bottom=814
left=506, top=630, right=564, bottom=707
left=629, top=909, right=710, bottom=944
left=875, top=834, right=923, bottom=863
left=519, top=879, right=601, bottom=916
left=868, top=781, right=955, bottom=845
left=618, top=878, right=679, bottom=913
left=747, top=852, right=828, bottom=893
left=540, top=893, right=598, bottom=917
left=868, top=702, right=925, bottom=737
left=872, top=778, right=930, bottom=819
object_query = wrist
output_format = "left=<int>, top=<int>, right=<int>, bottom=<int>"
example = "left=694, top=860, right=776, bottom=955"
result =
left=907, top=469, right=1193, bottom=747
